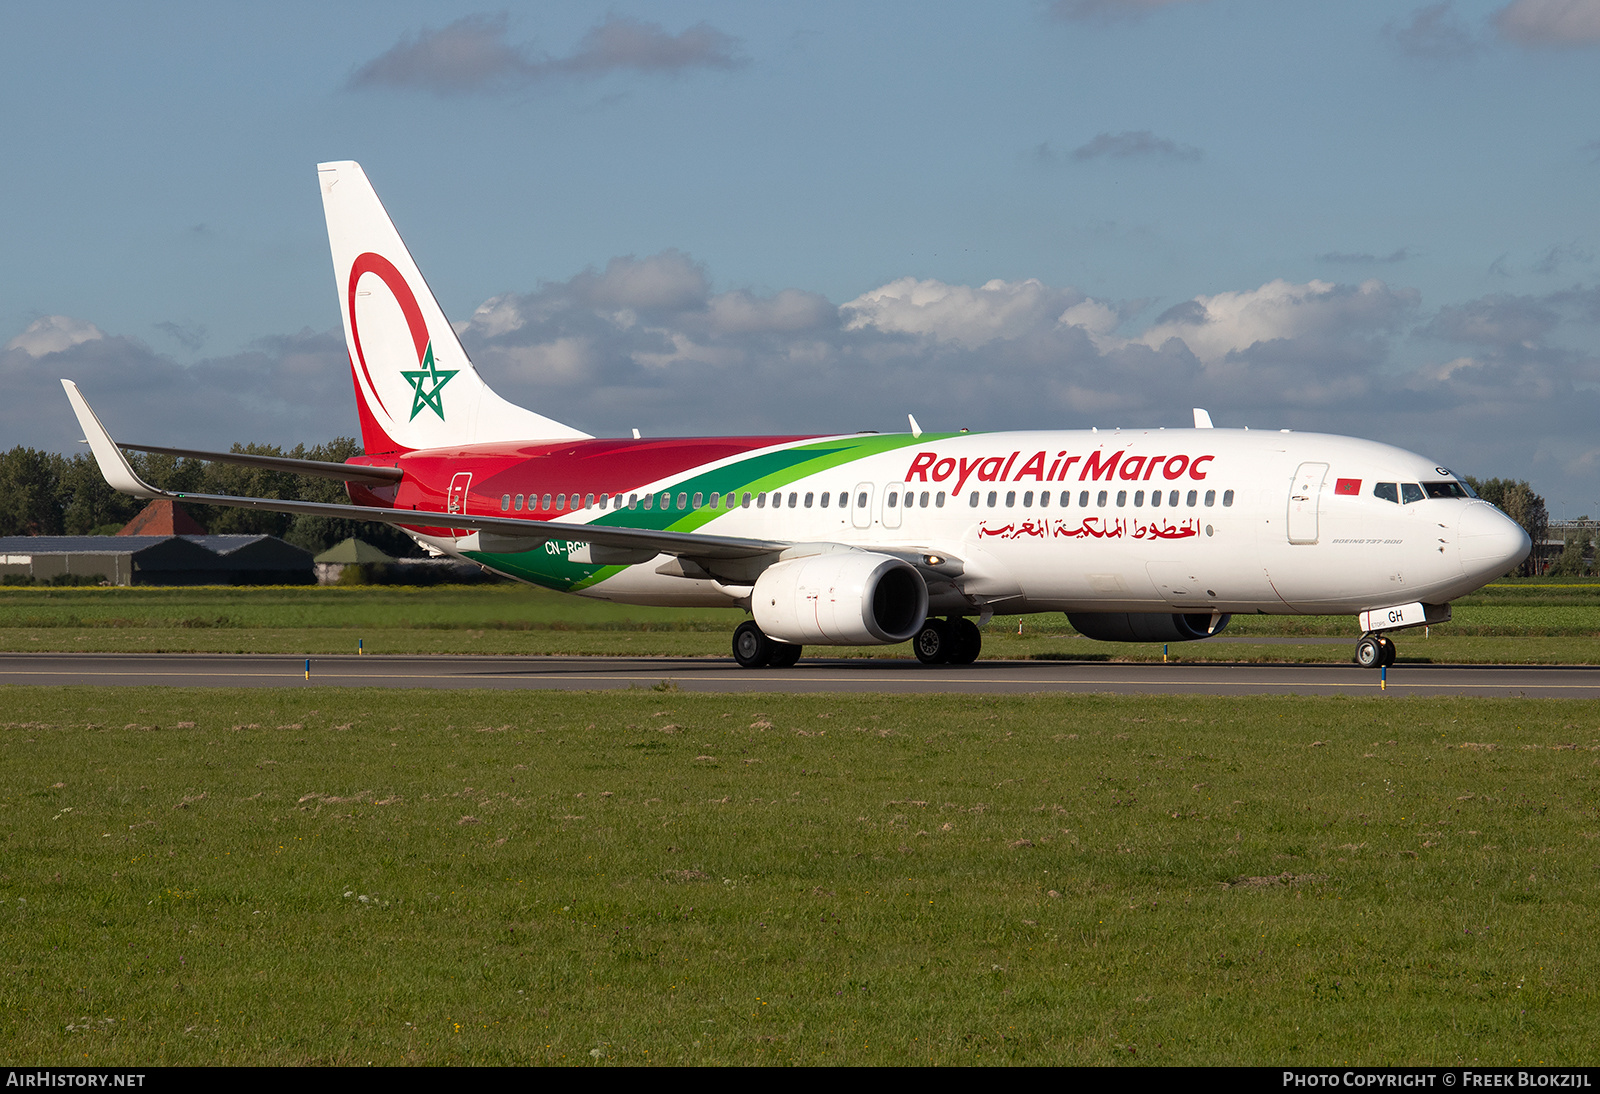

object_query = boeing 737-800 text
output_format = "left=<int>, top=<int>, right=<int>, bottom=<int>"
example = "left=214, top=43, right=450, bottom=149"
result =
left=62, top=162, right=1531, bottom=669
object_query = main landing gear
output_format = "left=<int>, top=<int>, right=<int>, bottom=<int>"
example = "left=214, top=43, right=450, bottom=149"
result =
left=732, top=621, right=802, bottom=669
left=912, top=617, right=982, bottom=665
left=729, top=616, right=985, bottom=668
left=1354, top=633, right=1397, bottom=669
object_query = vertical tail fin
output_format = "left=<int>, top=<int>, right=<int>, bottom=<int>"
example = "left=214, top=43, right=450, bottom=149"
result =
left=317, top=161, right=589, bottom=453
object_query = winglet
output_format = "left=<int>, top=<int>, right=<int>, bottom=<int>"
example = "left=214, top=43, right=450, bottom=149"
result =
left=1193, top=408, right=1214, bottom=429
left=60, top=380, right=167, bottom=499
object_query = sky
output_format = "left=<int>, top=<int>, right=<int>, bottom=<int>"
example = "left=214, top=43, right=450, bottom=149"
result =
left=5, top=0, right=1600, bottom=514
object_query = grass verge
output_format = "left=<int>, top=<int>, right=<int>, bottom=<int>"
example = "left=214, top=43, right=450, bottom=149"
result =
left=5, top=585, right=1600, bottom=662
left=3, top=688, right=1598, bottom=1064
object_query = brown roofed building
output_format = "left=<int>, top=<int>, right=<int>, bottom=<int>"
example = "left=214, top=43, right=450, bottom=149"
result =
left=116, top=499, right=207, bottom=537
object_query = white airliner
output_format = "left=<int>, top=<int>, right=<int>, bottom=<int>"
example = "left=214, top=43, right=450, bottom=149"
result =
left=62, top=162, right=1532, bottom=669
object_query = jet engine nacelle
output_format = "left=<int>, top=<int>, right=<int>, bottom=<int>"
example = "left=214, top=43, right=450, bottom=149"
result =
left=753, top=551, right=928, bottom=646
left=1066, top=612, right=1232, bottom=643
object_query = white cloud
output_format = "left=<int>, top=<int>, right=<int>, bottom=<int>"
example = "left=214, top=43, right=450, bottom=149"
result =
left=1386, top=4, right=1481, bottom=58
left=348, top=13, right=742, bottom=96
left=1070, top=130, right=1203, bottom=163
left=1132, top=279, right=1417, bottom=364
left=841, top=276, right=1084, bottom=346
left=574, top=251, right=709, bottom=311
left=348, top=13, right=532, bottom=95
left=708, top=289, right=834, bottom=334
left=6, top=315, right=105, bottom=357
left=464, top=294, right=527, bottom=339
left=1495, top=0, right=1600, bottom=45
left=552, top=15, right=742, bottom=77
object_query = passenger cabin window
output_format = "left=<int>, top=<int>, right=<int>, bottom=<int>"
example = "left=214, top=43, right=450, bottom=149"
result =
left=1204, top=490, right=1215, bottom=506
left=678, top=492, right=689, bottom=510
left=838, top=492, right=848, bottom=508
left=1400, top=483, right=1425, bottom=504
left=501, top=494, right=511, bottom=512
left=1116, top=490, right=1127, bottom=507
left=1096, top=491, right=1107, bottom=507
left=789, top=492, right=799, bottom=507
left=1223, top=490, right=1235, bottom=507
left=820, top=492, right=830, bottom=508
left=987, top=491, right=998, bottom=507
left=805, top=492, right=814, bottom=508
left=935, top=491, right=945, bottom=507
left=1373, top=483, right=1398, bottom=503
left=969, top=492, right=979, bottom=507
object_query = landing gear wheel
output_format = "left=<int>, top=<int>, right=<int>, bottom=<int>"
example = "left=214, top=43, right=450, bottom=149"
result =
left=768, top=641, right=803, bottom=668
left=1355, top=635, right=1383, bottom=668
left=1377, top=635, right=1396, bottom=667
left=733, top=621, right=773, bottom=668
left=947, top=618, right=982, bottom=665
left=913, top=618, right=951, bottom=664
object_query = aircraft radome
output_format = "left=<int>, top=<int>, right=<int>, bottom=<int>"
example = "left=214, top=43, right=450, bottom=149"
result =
left=62, top=162, right=1532, bottom=669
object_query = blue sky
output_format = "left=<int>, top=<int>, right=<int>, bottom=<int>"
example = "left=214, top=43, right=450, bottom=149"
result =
left=6, top=1, right=1600, bottom=513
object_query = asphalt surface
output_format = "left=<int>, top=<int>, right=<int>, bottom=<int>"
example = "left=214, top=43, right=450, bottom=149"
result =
left=1, top=652, right=1598, bottom=696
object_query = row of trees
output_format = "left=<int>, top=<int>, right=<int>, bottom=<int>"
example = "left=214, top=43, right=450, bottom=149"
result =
left=0, top=442, right=420, bottom=557
left=1462, top=477, right=1549, bottom=577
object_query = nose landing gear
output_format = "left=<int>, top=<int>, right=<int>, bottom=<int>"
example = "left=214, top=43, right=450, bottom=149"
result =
left=1354, top=633, right=1396, bottom=668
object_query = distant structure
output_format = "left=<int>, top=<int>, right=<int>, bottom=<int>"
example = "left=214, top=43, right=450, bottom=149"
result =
left=116, top=499, right=207, bottom=537
left=0, top=533, right=313, bottom=586
left=312, top=537, right=503, bottom=585
left=314, top=537, right=395, bottom=584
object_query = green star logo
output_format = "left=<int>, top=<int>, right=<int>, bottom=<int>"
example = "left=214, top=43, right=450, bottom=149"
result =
left=401, top=340, right=458, bottom=422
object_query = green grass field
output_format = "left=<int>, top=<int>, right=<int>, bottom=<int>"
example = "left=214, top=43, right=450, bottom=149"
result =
left=3, top=688, right=1597, bottom=1065
left=3, top=581, right=1600, bottom=662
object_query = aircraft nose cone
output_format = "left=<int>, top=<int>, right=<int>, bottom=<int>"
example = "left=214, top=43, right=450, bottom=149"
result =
left=1458, top=503, right=1531, bottom=580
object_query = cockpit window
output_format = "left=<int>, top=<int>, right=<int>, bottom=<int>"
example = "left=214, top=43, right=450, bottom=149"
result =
left=1373, top=482, right=1398, bottom=504
left=1401, top=483, right=1425, bottom=504
left=1423, top=481, right=1471, bottom=499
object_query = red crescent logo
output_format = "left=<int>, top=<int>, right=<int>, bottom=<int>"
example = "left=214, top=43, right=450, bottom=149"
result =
left=347, top=252, right=431, bottom=420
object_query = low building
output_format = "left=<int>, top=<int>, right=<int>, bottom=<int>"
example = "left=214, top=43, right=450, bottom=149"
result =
left=313, top=537, right=396, bottom=584
left=0, top=535, right=314, bottom=586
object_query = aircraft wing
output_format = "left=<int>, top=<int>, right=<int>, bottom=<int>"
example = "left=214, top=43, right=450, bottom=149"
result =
left=115, top=442, right=403, bottom=485
left=63, top=380, right=787, bottom=562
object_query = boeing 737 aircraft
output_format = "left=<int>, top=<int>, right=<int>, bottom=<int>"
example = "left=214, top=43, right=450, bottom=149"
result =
left=62, top=161, right=1531, bottom=669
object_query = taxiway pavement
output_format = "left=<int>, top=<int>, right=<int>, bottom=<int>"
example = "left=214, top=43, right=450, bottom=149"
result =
left=0, top=652, right=1595, bottom=697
